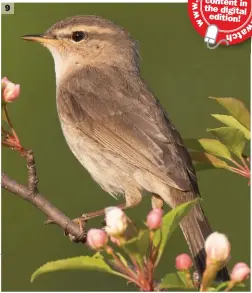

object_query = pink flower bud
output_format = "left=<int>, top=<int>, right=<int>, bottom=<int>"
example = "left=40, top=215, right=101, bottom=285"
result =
left=105, top=207, right=128, bottom=236
left=2, top=77, right=20, bottom=102
left=146, top=208, right=163, bottom=230
left=175, top=253, right=193, bottom=271
left=87, top=229, right=108, bottom=250
left=205, top=232, right=231, bottom=263
left=231, top=262, right=250, bottom=283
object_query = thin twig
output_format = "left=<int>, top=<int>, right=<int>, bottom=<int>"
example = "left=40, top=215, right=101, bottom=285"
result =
left=108, top=248, right=141, bottom=288
left=230, top=158, right=248, bottom=173
left=25, top=150, right=39, bottom=196
left=229, top=167, right=250, bottom=178
left=240, top=156, right=250, bottom=173
left=2, top=126, right=8, bottom=134
left=3, top=104, right=20, bottom=143
left=1, top=173, right=86, bottom=243
left=2, top=139, right=21, bottom=149
left=147, top=231, right=154, bottom=288
left=2, top=101, right=88, bottom=244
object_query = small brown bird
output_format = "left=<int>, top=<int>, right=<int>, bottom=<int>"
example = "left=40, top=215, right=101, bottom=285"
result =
left=23, top=15, right=229, bottom=279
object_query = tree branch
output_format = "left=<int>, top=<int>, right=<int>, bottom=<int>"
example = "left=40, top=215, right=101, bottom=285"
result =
left=26, top=150, right=39, bottom=196
left=1, top=173, right=86, bottom=243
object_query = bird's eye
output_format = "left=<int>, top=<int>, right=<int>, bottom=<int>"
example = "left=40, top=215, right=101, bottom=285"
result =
left=71, top=31, right=86, bottom=42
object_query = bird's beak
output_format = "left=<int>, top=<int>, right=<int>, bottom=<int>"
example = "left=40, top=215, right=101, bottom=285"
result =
left=22, top=34, right=56, bottom=44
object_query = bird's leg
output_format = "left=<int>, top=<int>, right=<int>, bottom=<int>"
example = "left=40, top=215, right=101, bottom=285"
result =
left=65, top=186, right=144, bottom=241
left=79, top=186, right=142, bottom=224
left=79, top=191, right=159, bottom=223
left=125, top=185, right=143, bottom=208
left=151, top=194, right=164, bottom=209
left=80, top=202, right=127, bottom=221
left=53, top=192, right=162, bottom=242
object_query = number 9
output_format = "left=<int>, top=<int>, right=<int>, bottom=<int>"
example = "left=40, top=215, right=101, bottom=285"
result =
left=5, top=4, right=10, bottom=11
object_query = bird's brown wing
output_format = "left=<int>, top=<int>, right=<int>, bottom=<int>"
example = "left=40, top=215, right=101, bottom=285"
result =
left=57, top=66, right=198, bottom=193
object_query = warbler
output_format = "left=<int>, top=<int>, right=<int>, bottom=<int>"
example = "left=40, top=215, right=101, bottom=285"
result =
left=23, top=15, right=229, bottom=279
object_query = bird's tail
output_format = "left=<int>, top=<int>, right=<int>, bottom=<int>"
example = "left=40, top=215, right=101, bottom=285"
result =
left=161, top=187, right=229, bottom=281
left=179, top=200, right=230, bottom=281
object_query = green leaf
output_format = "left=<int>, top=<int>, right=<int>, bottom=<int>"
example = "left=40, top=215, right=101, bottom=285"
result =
left=207, top=127, right=246, bottom=158
left=233, top=283, right=246, bottom=289
left=209, top=97, right=250, bottom=130
left=207, top=287, right=217, bottom=291
left=211, top=114, right=250, bottom=140
left=159, top=271, right=190, bottom=289
left=122, top=229, right=149, bottom=267
left=184, top=138, right=232, bottom=160
left=154, top=200, right=197, bottom=265
left=214, top=281, right=245, bottom=291
left=31, top=255, right=125, bottom=283
left=190, top=152, right=231, bottom=170
left=214, top=281, right=229, bottom=291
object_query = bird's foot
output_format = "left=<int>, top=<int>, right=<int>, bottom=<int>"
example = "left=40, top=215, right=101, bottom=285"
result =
left=62, top=217, right=87, bottom=243
left=62, top=203, right=128, bottom=242
left=45, top=216, right=87, bottom=242
left=192, top=271, right=201, bottom=289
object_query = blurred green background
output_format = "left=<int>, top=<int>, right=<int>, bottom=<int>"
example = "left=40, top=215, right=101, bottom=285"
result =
left=2, top=3, right=250, bottom=291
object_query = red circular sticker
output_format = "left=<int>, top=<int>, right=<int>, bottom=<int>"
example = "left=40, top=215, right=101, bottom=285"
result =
left=188, top=0, right=252, bottom=45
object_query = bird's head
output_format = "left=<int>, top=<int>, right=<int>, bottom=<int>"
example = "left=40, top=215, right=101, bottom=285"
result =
left=22, top=15, right=139, bottom=83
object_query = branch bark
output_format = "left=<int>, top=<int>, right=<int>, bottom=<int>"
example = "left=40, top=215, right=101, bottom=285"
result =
left=26, top=149, right=39, bottom=196
left=1, top=173, right=86, bottom=243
